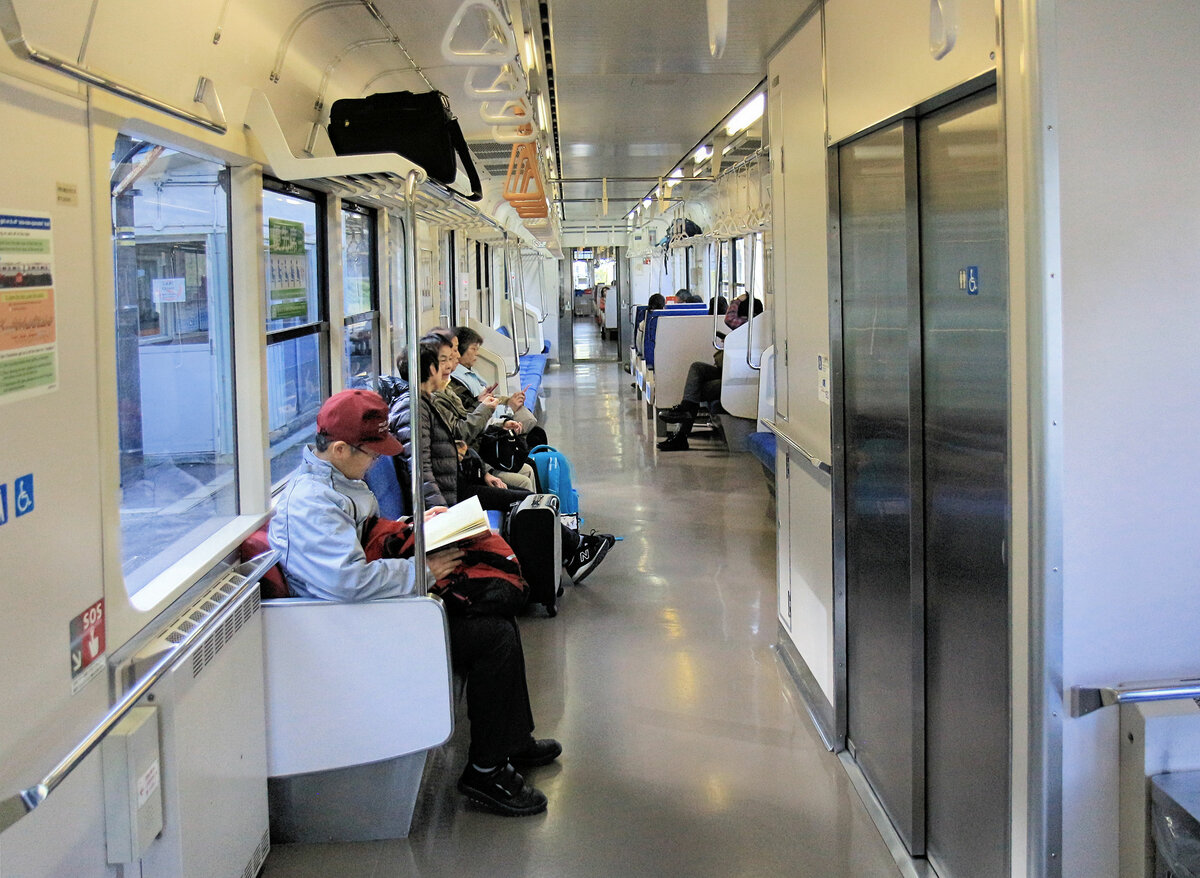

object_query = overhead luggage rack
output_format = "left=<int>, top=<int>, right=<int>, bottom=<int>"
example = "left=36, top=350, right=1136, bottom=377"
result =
left=244, top=89, right=505, bottom=237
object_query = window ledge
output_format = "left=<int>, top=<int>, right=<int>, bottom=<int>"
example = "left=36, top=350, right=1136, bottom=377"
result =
left=129, top=513, right=270, bottom=613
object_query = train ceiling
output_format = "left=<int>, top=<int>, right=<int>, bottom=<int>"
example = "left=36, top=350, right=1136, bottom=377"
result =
left=8, top=0, right=811, bottom=243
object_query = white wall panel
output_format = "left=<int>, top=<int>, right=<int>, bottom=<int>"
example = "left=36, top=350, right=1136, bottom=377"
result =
left=1055, top=3, right=1200, bottom=875
left=826, top=0, right=997, bottom=144
left=784, top=455, right=836, bottom=703
left=769, top=10, right=831, bottom=463
left=0, top=73, right=112, bottom=875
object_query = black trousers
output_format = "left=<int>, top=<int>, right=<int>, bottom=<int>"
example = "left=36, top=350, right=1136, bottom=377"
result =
left=674, top=361, right=723, bottom=438
left=447, top=613, right=536, bottom=766
left=462, top=483, right=581, bottom=555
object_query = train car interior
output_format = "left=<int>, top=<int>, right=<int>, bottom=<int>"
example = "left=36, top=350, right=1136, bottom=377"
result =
left=0, top=1, right=1198, bottom=877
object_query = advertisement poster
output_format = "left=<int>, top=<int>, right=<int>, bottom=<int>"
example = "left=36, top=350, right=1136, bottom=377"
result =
left=0, top=212, right=58, bottom=405
left=267, top=217, right=309, bottom=320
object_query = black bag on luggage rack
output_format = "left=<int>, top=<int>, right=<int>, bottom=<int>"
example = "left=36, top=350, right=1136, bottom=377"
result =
left=502, top=494, right=563, bottom=617
left=328, top=90, right=483, bottom=201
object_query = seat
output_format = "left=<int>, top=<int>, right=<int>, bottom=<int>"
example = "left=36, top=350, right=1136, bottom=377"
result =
left=261, top=596, right=454, bottom=842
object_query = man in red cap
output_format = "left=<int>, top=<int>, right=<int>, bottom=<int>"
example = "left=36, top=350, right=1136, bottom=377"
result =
left=269, top=388, right=559, bottom=817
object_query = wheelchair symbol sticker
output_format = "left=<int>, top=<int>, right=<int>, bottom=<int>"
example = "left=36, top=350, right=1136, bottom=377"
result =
left=959, top=266, right=980, bottom=295
left=14, top=474, right=33, bottom=517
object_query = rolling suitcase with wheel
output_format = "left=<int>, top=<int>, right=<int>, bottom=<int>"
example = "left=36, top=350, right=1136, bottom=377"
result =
left=502, top=494, right=562, bottom=616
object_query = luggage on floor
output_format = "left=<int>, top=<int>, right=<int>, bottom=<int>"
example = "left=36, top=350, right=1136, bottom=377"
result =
left=502, top=493, right=562, bottom=617
left=526, top=445, right=581, bottom=519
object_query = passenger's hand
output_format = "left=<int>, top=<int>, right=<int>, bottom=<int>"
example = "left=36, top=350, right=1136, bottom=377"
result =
left=423, top=506, right=448, bottom=521
left=426, top=548, right=464, bottom=581
left=485, top=473, right=506, bottom=489
left=508, top=389, right=526, bottom=410
left=479, top=392, right=499, bottom=408
left=503, top=419, right=523, bottom=434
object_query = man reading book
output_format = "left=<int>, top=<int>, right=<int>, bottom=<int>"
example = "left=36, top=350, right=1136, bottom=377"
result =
left=269, top=388, right=560, bottom=817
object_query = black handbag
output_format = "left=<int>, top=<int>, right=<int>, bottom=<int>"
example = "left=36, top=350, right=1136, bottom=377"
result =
left=328, top=90, right=483, bottom=201
left=478, top=426, right=528, bottom=473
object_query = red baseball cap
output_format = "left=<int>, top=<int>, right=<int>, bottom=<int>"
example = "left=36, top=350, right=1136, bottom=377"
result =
left=316, top=389, right=403, bottom=456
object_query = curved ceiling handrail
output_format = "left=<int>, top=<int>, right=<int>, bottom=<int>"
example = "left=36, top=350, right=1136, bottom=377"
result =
left=315, top=37, right=396, bottom=109
left=272, top=0, right=361, bottom=82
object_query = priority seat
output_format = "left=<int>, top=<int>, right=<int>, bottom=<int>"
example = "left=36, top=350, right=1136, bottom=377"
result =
left=239, top=523, right=453, bottom=843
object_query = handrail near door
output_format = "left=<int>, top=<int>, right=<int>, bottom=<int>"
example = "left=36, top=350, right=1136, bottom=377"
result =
left=713, top=241, right=726, bottom=351
left=1069, top=676, right=1200, bottom=718
left=402, top=171, right=428, bottom=579
left=0, top=551, right=278, bottom=836
left=0, top=0, right=228, bottom=134
left=745, top=234, right=762, bottom=371
left=500, top=236, right=521, bottom=376
left=513, top=245, right=532, bottom=355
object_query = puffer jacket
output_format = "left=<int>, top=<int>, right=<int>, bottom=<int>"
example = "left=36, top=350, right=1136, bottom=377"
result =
left=389, top=382, right=460, bottom=506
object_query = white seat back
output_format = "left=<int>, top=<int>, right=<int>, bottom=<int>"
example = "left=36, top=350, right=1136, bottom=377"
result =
left=261, top=596, right=454, bottom=777
left=720, top=312, right=771, bottom=419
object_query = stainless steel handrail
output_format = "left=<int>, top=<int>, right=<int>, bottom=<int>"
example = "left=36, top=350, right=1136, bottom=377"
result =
left=713, top=243, right=726, bottom=351
left=0, top=0, right=228, bottom=135
left=403, top=170, right=427, bottom=586
left=500, top=235, right=520, bottom=377
left=1069, top=677, right=1200, bottom=718
left=0, top=551, right=278, bottom=837
left=745, top=234, right=762, bottom=371
left=760, top=419, right=832, bottom=474
left=512, top=243, right=532, bottom=357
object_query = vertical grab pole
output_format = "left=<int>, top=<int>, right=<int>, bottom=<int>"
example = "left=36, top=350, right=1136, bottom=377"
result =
left=501, top=233, right=520, bottom=376
left=713, top=240, right=725, bottom=350
left=403, top=171, right=427, bottom=592
left=515, top=246, right=531, bottom=355
left=745, top=232, right=761, bottom=370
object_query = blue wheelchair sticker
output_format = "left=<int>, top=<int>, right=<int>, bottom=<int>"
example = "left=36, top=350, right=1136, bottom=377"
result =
left=14, top=474, right=33, bottom=517
left=0, top=484, right=7, bottom=525
left=966, top=266, right=980, bottom=295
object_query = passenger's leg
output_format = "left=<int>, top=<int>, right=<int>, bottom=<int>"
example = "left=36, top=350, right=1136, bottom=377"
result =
left=448, top=614, right=551, bottom=815
left=495, top=465, right=535, bottom=492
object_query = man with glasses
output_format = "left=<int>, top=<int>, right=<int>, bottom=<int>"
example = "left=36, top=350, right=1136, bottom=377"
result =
left=269, top=388, right=559, bottom=816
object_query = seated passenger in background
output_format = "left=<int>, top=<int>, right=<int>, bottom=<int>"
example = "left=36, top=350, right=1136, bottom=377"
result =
left=450, top=325, right=546, bottom=447
left=269, top=388, right=560, bottom=816
left=656, top=295, right=764, bottom=452
left=393, top=341, right=616, bottom=584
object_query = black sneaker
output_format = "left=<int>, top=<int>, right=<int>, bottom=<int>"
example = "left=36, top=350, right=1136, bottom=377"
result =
left=565, top=532, right=616, bottom=583
left=657, top=433, right=690, bottom=451
left=457, top=763, right=548, bottom=816
left=510, top=737, right=562, bottom=769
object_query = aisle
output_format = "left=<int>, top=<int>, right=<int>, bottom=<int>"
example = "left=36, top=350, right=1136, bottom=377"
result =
left=264, top=362, right=903, bottom=878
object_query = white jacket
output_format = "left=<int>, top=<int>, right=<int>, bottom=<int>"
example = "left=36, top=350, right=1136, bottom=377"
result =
left=268, top=446, right=421, bottom=601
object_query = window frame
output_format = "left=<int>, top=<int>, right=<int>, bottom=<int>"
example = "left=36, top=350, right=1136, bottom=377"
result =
left=262, top=176, right=329, bottom=488
left=340, top=200, right=381, bottom=386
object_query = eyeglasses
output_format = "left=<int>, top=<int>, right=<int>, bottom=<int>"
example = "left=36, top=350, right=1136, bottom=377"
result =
left=349, top=443, right=382, bottom=461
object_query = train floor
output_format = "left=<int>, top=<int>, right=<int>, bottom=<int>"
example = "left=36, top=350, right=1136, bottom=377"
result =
left=262, top=348, right=906, bottom=878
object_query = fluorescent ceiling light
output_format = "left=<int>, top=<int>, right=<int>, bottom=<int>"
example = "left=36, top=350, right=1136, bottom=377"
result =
left=693, top=146, right=712, bottom=164
left=725, top=93, right=765, bottom=136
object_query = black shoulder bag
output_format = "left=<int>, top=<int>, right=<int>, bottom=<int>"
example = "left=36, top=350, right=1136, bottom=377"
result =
left=328, top=90, right=483, bottom=201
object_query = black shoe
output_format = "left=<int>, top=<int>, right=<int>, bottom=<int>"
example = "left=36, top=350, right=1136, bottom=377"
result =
left=657, top=434, right=690, bottom=451
left=658, top=405, right=698, bottom=424
left=565, top=531, right=616, bottom=583
left=510, top=737, right=562, bottom=769
left=457, top=763, right=548, bottom=816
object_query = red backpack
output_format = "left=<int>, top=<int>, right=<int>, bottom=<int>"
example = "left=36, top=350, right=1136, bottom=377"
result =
left=363, top=517, right=528, bottom=617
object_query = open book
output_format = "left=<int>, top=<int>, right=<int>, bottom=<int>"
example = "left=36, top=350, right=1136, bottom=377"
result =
left=424, top=495, right=491, bottom=552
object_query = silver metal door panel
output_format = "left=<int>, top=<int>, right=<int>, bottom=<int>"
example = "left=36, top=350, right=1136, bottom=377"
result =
left=839, top=121, right=925, bottom=854
left=918, top=86, right=1009, bottom=878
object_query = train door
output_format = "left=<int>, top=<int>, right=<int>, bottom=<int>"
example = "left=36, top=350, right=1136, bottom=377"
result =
left=837, top=84, right=1008, bottom=877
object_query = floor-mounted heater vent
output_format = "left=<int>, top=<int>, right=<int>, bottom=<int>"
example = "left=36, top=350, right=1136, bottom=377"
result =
left=127, top=571, right=270, bottom=878
left=242, top=828, right=270, bottom=878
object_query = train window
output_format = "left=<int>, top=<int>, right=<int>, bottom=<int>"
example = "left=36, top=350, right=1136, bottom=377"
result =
left=263, top=179, right=327, bottom=485
left=110, top=137, right=238, bottom=593
left=341, top=204, right=379, bottom=387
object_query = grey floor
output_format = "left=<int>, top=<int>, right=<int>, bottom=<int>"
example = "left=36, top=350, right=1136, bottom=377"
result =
left=262, top=326, right=904, bottom=878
